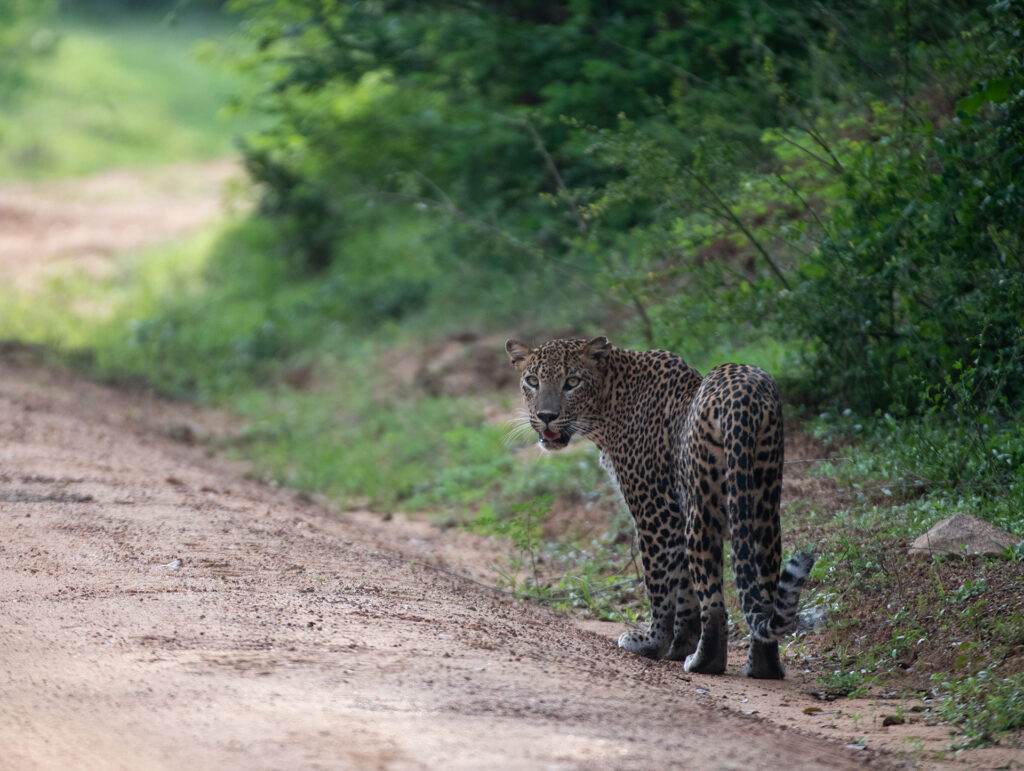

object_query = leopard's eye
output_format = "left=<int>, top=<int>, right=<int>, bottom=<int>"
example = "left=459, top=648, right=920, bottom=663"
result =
left=524, top=375, right=539, bottom=389
left=564, top=376, right=581, bottom=390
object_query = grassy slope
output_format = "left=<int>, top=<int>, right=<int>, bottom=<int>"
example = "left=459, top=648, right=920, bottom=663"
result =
left=0, top=7, right=245, bottom=180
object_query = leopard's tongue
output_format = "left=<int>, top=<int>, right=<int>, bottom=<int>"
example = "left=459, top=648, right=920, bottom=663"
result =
left=542, top=429, right=561, bottom=440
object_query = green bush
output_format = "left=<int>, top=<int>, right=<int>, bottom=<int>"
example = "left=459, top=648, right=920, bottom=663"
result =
left=223, top=0, right=890, bottom=276
left=786, top=43, right=1024, bottom=413
left=572, top=1, right=1022, bottom=418
left=0, top=0, right=54, bottom=102
left=934, top=670, right=1024, bottom=747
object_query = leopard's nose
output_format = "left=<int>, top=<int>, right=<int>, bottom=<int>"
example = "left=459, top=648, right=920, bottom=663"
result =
left=537, top=411, right=559, bottom=425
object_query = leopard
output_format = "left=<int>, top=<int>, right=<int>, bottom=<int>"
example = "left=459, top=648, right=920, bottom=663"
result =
left=505, top=336, right=814, bottom=679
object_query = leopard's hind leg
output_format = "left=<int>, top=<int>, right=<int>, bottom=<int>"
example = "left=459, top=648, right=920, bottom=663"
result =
left=665, top=563, right=701, bottom=661
left=727, top=391, right=786, bottom=678
left=680, top=424, right=728, bottom=675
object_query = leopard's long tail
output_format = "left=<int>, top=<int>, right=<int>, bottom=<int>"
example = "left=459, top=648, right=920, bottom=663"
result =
left=748, top=551, right=815, bottom=642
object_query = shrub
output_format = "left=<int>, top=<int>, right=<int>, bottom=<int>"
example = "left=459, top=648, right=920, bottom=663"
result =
left=0, top=0, right=54, bottom=102
left=786, top=64, right=1024, bottom=413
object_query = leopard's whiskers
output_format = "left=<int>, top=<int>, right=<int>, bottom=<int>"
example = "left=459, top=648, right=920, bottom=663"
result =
left=502, top=412, right=537, bottom=446
left=568, top=418, right=594, bottom=438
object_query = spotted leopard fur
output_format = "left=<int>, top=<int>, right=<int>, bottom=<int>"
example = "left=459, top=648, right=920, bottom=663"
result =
left=506, top=336, right=814, bottom=679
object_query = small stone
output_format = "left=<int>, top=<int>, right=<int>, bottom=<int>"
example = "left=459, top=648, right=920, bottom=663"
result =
left=166, top=421, right=209, bottom=445
left=909, top=513, right=1018, bottom=558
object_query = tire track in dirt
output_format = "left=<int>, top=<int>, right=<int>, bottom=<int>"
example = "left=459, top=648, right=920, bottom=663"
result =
left=0, top=358, right=879, bottom=770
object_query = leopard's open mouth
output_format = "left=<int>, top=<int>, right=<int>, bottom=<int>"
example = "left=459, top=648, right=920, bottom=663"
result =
left=539, top=428, right=571, bottom=449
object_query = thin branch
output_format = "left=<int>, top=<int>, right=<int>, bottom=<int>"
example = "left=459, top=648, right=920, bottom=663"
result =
left=784, top=457, right=851, bottom=464
left=790, top=105, right=846, bottom=173
left=506, top=115, right=589, bottom=235
left=369, top=190, right=544, bottom=259
left=600, top=35, right=736, bottom=94
left=684, top=168, right=793, bottom=291
left=412, top=169, right=456, bottom=210
left=775, top=133, right=844, bottom=174
left=775, top=173, right=828, bottom=233
left=901, top=0, right=912, bottom=137
left=360, top=189, right=642, bottom=317
left=621, top=282, right=655, bottom=347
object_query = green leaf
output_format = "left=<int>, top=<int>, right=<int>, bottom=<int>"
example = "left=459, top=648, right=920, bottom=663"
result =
left=956, top=78, right=1014, bottom=116
left=801, top=262, right=827, bottom=279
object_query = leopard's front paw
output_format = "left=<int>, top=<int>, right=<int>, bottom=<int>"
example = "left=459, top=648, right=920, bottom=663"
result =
left=681, top=615, right=727, bottom=675
left=617, top=627, right=666, bottom=659
left=664, top=629, right=699, bottom=661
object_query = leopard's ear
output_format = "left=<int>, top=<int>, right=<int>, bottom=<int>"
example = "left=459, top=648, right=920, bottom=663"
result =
left=582, top=336, right=611, bottom=363
left=505, top=339, right=533, bottom=372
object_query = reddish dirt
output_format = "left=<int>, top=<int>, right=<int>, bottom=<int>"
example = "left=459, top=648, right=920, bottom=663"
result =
left=0, top=356, right=874, bottom=770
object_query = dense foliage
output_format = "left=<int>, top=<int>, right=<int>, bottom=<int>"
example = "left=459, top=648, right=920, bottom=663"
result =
left=223, top=0, right=1022, bottom=419
left=225, top=0, right=825, bottom=265
left=785, top=8, right=1024, bottom=412
left=0, top=0, right=53, bottom=102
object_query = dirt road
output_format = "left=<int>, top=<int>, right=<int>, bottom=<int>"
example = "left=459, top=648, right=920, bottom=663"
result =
left=0, top=160, right=242, bottom=291
left=0, top=356, right=879, bottom=770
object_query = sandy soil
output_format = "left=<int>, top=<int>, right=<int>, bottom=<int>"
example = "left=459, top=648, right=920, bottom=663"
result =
left=1, top=162, right=1018, bottom=770
left=0, top=357, right=876, bottom=770
left=0, top=159, right=244, bottom=291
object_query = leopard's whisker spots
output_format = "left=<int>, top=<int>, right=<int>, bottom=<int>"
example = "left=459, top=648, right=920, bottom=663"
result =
left=569, top=418, right=593, bottom=437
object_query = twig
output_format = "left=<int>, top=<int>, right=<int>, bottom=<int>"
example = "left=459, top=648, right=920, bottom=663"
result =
left=520, top=119, right=588, bottom=235
left=785, top=457, right=851, bottom=464
left=621, top=282, right=655, bottom=347
left=774, top=133, right=844, bottom=174
left=600, top=36, right=737, bottom=95
left=683, top=168, right=793, bottom=290
left=412, top=169, right=457, bottom=210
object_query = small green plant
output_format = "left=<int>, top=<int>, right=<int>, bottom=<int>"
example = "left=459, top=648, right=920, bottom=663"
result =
left=951, top=579, right=988, bottom=604
left=503, top=494, right=550, bottom=588
left=992, top=615, right=1024, bottom=647
left=1005, top=543, right=1024, bottom=562
left=819, top=668, right=877, bottom=699
left=473, top=495, right=551, bottom=593
left=900, top=736, right=926, bottom=755
left=933, top=670, right=1024, bottom=748
left=476, top=496, right=647, bottom=621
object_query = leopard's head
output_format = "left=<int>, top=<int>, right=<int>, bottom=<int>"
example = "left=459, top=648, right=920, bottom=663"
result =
left=504, top=336, right=610, bottom=451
